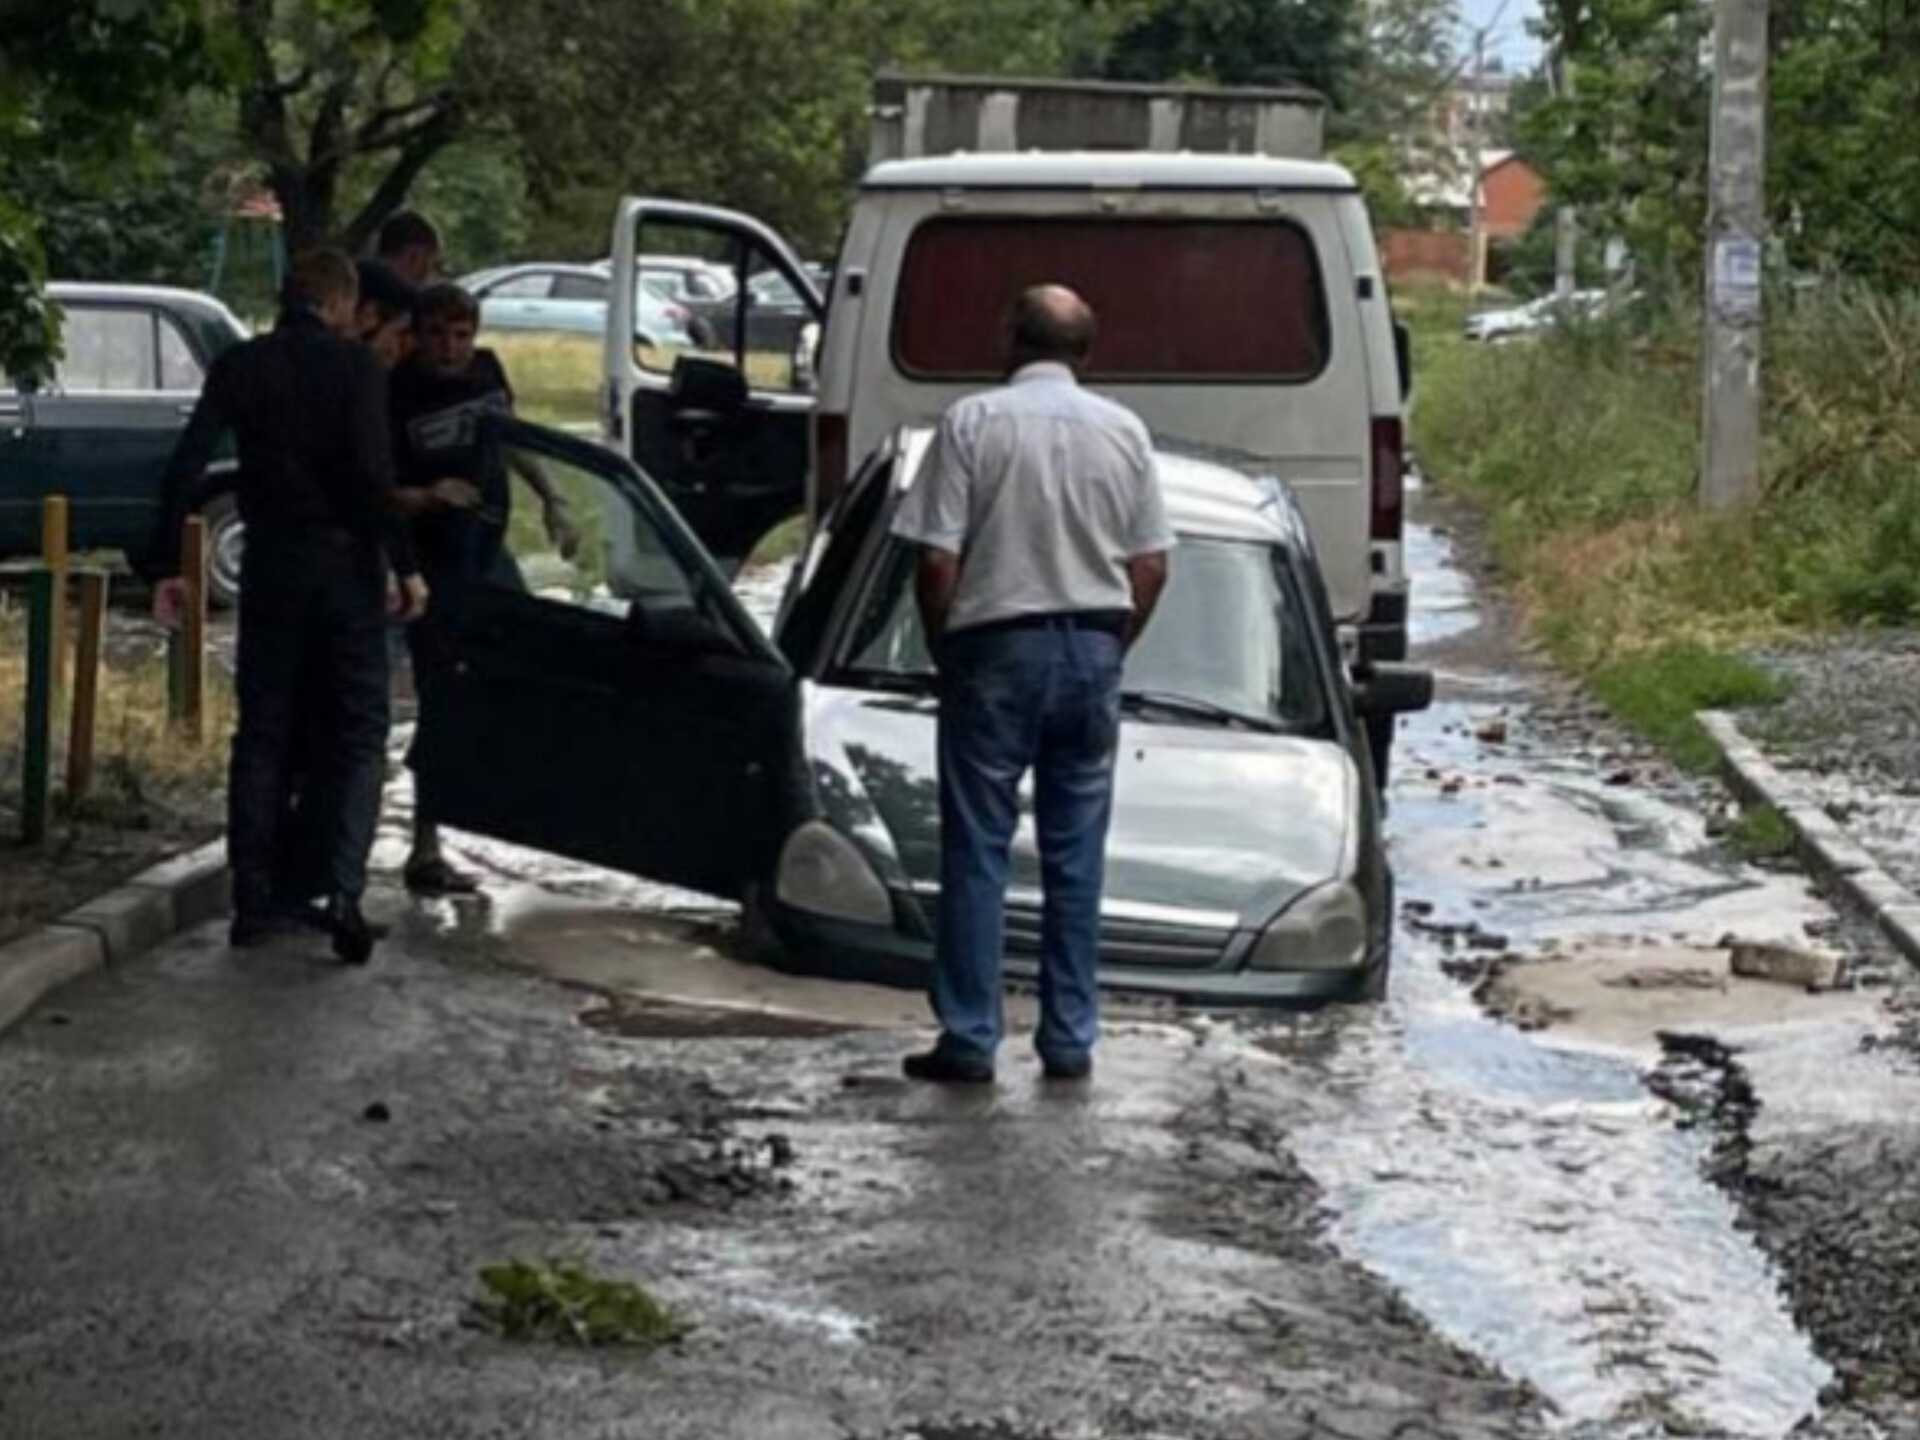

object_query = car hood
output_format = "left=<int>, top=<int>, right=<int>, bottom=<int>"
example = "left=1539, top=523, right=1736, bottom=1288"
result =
left=802, top=684, right=1357, bottom=928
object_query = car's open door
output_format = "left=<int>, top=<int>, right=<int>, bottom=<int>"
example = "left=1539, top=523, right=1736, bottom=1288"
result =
left=411, top=416, right=800, bottom=899
left=604, top=199, right=824, bottom=575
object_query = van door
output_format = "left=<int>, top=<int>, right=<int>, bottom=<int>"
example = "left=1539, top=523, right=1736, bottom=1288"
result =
left=605, top=199, right=825, bottom=573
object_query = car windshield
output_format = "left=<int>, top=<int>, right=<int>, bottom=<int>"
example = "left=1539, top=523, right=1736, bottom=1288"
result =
left=837, top=534, right=1331, bottom=732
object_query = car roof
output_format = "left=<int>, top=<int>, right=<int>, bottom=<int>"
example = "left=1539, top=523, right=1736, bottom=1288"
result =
left=892, top=424, right=1313, bottom=549
left=863, top=152, right=1356, bottom=192
left=48, top=282, right=248, bottom=335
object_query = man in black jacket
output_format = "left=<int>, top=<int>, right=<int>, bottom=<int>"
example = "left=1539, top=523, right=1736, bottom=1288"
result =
left=152, top=249, right=429, bottom=963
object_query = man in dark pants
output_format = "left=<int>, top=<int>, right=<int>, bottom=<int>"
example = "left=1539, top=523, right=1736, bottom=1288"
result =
left=890, top=286, right=1173, bottom=1084
left=152, top=249, right=429, bottom=963
left=269, top=254, right=424, bottom=915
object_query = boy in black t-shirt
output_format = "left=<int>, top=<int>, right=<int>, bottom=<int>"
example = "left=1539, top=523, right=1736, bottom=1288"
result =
left=390, top=283, right=579, bottom=895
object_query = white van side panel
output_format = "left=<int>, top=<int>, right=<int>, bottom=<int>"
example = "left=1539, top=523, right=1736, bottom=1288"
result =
left=822, top=187, right=1374, bottom=622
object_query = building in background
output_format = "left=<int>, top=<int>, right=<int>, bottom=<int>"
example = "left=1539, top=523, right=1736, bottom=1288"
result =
left=1384, top=150, right=1545, bottom=287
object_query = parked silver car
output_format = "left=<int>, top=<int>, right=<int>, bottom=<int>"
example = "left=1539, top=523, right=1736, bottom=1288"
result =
left=413, top=419, right=1432, bottom=1007
left=460, top=263, right=707, bottom=349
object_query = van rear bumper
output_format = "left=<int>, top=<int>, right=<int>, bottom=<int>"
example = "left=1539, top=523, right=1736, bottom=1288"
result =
left=1357, top=586, right=1409, bottom=662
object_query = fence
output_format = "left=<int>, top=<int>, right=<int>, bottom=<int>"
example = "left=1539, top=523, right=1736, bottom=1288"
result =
left=15, top=498, right=208, bottom=843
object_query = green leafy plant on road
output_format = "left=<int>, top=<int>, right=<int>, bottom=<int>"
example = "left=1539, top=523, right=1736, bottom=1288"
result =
left=1726, top=804, right=1797, bottom=864
left=473, top=1258, right=691, bottom=1349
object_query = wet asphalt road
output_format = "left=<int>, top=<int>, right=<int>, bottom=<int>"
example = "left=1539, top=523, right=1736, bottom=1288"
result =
left=3, top=486, right=1918, bottom=1438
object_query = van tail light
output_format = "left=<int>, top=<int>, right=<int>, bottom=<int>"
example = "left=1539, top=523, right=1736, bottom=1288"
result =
left=814, top=411, right=849, bottom=509
left=1371, top=416, right=1404, bottom=542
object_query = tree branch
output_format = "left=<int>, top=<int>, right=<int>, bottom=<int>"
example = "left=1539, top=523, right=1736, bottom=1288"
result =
left=353, top=94, right=450, bottom=152
left=339, top=105, right=464, bottom=252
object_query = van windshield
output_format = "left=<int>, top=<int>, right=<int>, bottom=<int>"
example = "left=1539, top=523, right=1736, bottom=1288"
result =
left=893, top=217, right=1328, bottom=382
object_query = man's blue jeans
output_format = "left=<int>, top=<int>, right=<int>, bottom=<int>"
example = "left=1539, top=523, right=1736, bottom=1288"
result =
left=933, top=619, right=1124, bottom=1067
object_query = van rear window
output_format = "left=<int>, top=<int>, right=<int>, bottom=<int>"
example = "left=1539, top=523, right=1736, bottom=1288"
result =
left=893, top=217, right=1329, bottom=381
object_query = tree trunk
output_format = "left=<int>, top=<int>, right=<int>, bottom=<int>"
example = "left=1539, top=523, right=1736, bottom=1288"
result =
left=271, top=165, right=336, bottom=255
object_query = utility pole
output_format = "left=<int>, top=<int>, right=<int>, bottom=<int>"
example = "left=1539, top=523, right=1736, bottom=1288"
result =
left=1700, top=0, right=1769, bottom=510
left=1549, top=48, right=1577, bottom=301
left=1465, top=27, right=1487, bottom=294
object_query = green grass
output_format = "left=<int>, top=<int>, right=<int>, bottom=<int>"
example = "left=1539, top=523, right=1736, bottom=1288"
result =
left=1408, top=283, right=1920, bottom=763
left=741, top=512, right=807, bottom=569
left=472, top=1258, right=690, bottom=1349
left=1726, top=803, right=1797, bottom=862
left=1586, top=644, right=1787, bottom=772
left=489, top=333, right=600, bottom=430
left=1414, top=285, right=1920, bottom=658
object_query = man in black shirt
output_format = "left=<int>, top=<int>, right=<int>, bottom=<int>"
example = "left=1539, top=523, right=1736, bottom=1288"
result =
left=153, top=249, right=429, bottom=963
left=386, top=282, right=578, bottom=895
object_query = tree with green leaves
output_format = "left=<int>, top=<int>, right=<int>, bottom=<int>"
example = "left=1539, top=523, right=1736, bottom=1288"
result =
left=1101, top=0, right=1361, bottom=96
left=0, top=0, right=213, bottom=382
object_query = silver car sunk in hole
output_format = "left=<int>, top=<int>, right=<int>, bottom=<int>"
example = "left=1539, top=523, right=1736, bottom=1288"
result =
left=412, top=418, right=1432, bottom=1007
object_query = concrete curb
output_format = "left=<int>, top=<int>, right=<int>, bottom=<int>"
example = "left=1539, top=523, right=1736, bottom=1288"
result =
left=0, top=838, right=229, bottom=1038
left=1699, top=709, right=1920, bottom=967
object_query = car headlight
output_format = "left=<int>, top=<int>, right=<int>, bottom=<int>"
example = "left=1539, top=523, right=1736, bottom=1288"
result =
left=775, top=820, right=893, bottom=926
left=1248, top=881, right=1369, bottom=971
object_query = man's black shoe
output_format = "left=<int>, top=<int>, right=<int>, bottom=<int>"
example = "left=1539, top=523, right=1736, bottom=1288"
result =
left=325, top=895, right=377, bottom=966
left=902, top=1049, right=995, bottom=1085
left=1040, top=1053, right=1093, bottom=1081
left=287, top=901, right=388, bottom=942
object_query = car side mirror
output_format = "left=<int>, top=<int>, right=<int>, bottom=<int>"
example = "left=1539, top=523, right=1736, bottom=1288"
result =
left=1352, top=662, right=1433, bottom=717
left=1393, top=320, right=1413, bottom=402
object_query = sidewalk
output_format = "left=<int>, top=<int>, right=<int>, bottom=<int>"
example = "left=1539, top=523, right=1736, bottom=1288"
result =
left=1705, top=635, right=1920, bottom=966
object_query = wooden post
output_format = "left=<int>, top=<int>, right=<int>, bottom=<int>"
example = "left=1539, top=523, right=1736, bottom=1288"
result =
left=40, top=494, right=69, bottom=715
left=66, top=570, right=110, bottom=806
left=22, top=569, right=54, bottom=844
left=177, top=515, right=209, bottom=742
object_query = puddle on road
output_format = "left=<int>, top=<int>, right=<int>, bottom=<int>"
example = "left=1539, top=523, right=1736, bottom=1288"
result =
left=1265, top=512, right=1836, bottom=1435
left=579, top=995, right=863, bottom=1040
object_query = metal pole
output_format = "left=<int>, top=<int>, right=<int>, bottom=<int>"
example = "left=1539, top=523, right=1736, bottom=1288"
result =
left=180, top=516, right=209, bottom=743
left=1701, top=0, right=1769, bottom=510
left=40, top=494, right=68, bottom=716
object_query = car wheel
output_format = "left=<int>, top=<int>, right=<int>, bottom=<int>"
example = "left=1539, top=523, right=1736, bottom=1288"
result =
left=205, top=495, right=244, bottom=610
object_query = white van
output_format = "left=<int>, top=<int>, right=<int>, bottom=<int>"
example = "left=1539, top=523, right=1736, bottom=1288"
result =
left=601, top=155, right=1412, bottom=773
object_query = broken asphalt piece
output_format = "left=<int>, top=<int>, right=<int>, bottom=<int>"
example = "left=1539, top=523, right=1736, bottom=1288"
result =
left=1726, top=939, right=1845, bottom=991
left=1475, top=718, right=1509, bottom=744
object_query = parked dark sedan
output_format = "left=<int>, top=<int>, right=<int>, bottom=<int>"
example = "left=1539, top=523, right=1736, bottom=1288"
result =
left=413, top=416, right=1432, bottom=1006
left=0, top=283, right=249, bottom=601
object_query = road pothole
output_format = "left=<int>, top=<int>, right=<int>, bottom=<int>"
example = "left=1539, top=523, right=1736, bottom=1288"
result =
left=579, top=996, right=865, bottom=1040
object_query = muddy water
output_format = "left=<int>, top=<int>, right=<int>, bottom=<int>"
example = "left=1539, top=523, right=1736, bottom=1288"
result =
left=1278, top=507, right=1838, bottom=1435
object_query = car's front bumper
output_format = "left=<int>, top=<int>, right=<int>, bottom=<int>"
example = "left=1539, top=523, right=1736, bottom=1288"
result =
left=763, top=899, right=1382, bottom=1009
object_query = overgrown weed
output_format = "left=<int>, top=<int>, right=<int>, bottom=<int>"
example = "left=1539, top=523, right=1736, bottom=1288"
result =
left=1410, top=284, right=1920, bottom=759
